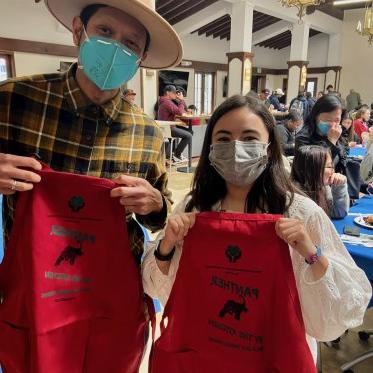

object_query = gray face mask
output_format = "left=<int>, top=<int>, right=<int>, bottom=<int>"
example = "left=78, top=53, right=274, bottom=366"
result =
left=209, top=140, right=269, bottom=186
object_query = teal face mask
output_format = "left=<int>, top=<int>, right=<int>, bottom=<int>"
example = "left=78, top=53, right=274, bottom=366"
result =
left=316, top=121, right=330, bottom=137
left=79, top=33, right=140, bottom=90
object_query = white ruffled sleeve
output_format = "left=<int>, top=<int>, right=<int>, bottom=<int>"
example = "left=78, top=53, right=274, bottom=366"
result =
left=142, top=198, right=188, bottom=306
left=288, top=194, right=372, bottom=342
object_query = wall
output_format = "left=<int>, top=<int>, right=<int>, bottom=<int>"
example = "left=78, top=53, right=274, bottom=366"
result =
left=14, top=52, right=75, bottom=77
left=339, top=9, right=373, bottom=104
left=307, top=33, right=329, bottom=68
left=181, top=34, right=229, bottom=64
left=252, top=45, right=289, bottom=69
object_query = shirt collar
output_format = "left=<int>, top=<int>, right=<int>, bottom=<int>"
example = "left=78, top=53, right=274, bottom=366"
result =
left=62, top=62, right=122, bottom=122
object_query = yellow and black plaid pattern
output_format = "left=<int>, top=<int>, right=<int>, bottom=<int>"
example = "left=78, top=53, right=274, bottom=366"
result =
left=0, top=63, right=171, bottom=264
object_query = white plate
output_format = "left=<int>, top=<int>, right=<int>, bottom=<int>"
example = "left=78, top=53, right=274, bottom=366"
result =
left=354, top=216, right=373, bottom=230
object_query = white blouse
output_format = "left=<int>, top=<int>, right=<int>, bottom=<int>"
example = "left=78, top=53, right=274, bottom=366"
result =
left=142, top=193, right=372, bottom=361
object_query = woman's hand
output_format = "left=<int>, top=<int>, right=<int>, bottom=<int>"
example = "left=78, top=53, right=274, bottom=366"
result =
left=328, top=172, right=347, bottom=186
left=159, top=212, right=197, bottom=255
left=327, top=123, right=342, bottom=145
left=275, top=218, right=316, bottom=259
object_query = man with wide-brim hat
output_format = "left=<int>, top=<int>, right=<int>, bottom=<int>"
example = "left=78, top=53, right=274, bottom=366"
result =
left=0, top=1, right=182, bottom=371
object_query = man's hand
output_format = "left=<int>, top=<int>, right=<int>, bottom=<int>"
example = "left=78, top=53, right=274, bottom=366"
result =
left=0, top=153, right=42, bottom=195
left=110, top=174, right=163, bottom=215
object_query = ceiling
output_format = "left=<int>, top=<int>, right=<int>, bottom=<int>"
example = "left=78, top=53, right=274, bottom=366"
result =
left=155, top=0, right=367, bottom=50
left=156, top=0, right=219, bottom=25
left=156, top=0, right=369, bottom=25
left=191, top=11, right=281, bottom=41
left=256, top=29, right=321, bottom=50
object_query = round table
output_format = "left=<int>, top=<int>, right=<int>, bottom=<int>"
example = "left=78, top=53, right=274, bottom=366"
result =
left=332, top=196, right=373, bottom=280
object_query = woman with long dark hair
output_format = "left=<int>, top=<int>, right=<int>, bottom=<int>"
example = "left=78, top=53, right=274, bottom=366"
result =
left=296, top=94, right=347, bottom=174
left=340, top=109, right=358, bottom=150
left=143, top=95, right=371, bottom=364
left=291, top=145, right=349, bottom=219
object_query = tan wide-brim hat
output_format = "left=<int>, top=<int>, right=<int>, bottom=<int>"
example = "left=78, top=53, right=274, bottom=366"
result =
left=44, top=0, right=183, bottom=69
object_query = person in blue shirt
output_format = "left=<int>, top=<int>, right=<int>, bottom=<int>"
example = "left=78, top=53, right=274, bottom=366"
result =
left=269, top=88, right=287, bottom=112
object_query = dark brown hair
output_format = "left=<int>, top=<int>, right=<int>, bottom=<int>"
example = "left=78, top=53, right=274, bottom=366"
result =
left=291, top=145, right=330, bottom=213
left=185, top=95, right=297, bottom=214
left=341, top=109, right=355, bottom=142
left=80, top=4, right=151, bottom=53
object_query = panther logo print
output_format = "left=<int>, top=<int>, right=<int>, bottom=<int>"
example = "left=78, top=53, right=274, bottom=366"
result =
left=68, top=196, right=85, bottom=213
left=225, top=245, right=242, bottom=263
left=55, top=242, right=83, bottom=266
left=219, top=295, right=248, bottom=321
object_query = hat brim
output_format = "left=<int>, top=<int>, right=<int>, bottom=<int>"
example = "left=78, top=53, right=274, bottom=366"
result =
left=44, top=0, right=183, bottom=69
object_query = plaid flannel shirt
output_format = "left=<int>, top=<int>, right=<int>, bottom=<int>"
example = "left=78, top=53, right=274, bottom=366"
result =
left=0, top=63, right=172, bottom=265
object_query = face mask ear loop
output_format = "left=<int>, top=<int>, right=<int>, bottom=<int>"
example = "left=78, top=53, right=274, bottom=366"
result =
left=77, top=25, right=90, bottom=70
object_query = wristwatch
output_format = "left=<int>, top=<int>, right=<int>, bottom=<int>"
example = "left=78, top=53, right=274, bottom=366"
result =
left=305, top=246, right=322, bottom=265
left=154, top=240, right=175, bottom=262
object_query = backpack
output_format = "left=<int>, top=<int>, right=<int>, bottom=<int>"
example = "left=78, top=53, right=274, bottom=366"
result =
left=290, top=98, right=305, bottom=118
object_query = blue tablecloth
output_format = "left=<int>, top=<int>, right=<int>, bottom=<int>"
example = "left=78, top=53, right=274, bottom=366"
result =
left=349, top=146, right=366, bottom=157
left=333, top=196, right=373, bottom=279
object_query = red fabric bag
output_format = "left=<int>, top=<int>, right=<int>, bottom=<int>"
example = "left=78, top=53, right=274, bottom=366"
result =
left=0, top=167, right=147, bottom=373
left=151, top=212, right=316, bottom=373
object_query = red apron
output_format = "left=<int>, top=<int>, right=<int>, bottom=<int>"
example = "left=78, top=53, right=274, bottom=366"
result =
left=151, top=212, right=316, bottom=373
left=0, top=167, right=147, bottom=373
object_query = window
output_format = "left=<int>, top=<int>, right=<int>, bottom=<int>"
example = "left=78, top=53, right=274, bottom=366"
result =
left=0, top=53, right=15, bottom=82
left=306, top=78, right=318, bottom=98
left=195, top=72, right=215, bottom=115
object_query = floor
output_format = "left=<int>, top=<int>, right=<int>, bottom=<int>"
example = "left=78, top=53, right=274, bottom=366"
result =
left=140, top=160, right=373, bottom=373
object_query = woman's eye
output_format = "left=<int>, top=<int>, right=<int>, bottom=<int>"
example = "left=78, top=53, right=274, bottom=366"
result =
left=217, top=137, right=230, bottom=142
left=242, top=137, right=256, bottom=142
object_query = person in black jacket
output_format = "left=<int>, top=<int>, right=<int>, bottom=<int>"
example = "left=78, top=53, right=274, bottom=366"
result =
left=295, top=94, right=346, bottom=174
left=275, top=110, right=303, bottom=156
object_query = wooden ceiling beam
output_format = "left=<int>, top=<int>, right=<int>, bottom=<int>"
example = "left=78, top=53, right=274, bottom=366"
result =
left=160, top=0, right=191, bottom=18
left=168, top=0, right=218, bottom=25
left=206, top=22, right=230, bottom=37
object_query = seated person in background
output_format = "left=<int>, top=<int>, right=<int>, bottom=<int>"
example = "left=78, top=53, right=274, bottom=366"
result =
left=157, top=85, right=192, bottom=163
left=289, top=91, right=309, bottom=122
left=353, top=107, right=370, bottom=143
left=368, top=103, right=373, bottom=128
left=360, top=129, right=373, bottom=186
left=340, top=109, right=359, bottom=151
left=123, top=88, right=136, bottom=104
left=306, top=92, right=316, bottom=116
left=275, top=110, right=303, bottom=156
left=291, top=145, right=349, bottom=219
left=175, top=86, right=188, bottom=112
left=296, top=94, right=347, bottom=175
left=158, top=85, right=185, bottom=121
left=187, top=105, right=201, bottom=125
left=269, top=88, right=287, bottom=112
left=258, top=88, right=271, bottom=109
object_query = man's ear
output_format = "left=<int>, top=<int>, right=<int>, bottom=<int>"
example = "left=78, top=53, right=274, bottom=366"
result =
left=72, top=16, right=84, bottom=47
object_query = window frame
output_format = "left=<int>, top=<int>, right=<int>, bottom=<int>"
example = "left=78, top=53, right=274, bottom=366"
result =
left=0, top=51, right=16, bottom=81
left=194, top=71, right=215, bottom=116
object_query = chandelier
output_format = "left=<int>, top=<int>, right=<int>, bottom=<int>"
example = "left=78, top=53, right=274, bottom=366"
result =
left=356, top=2, right=373, bottom=45
left=279, top=1, right=326, bottom=22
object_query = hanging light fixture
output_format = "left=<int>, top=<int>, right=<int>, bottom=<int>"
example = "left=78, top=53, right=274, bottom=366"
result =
left=279, top=1, right=326, bottom=22
left=356, top=1, right=373, bottom=45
